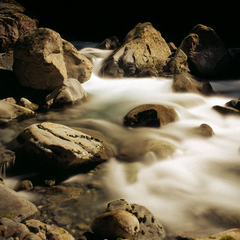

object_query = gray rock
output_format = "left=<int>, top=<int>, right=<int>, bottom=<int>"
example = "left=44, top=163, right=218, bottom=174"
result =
left=0, top=185, right=39, bottom=222
left=44, top=78, right=88, bottom=108
left=172, top=72, right=214, bottom=95
left=17, top=122, right=115, bottom=174
left=101, top=22, right=172, bottom=78
left=179, top=24, right=232, bottom=77
left=0, top=100, right=36, bottom=125
left=13, top=28, right=93, bottom=90
left=123, top=104, right=178, bottom=128
left=91, top=210, right=140, bottom=239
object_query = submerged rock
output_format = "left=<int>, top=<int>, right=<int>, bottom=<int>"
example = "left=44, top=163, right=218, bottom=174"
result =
left=101, top=22, right=172, bottom=78
left=13, top=28, right=93, bottom=90
left=179, top=24, right=232, bottom=78
left=172, top=72, right=214, bottom=95
left=17, top=122, right=115, bottom=175
left=123, top=104, right=178, bottom=128
left=91, top=210, right=140, bottom=239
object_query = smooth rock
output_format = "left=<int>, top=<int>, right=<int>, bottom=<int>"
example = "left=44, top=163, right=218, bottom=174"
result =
left=15, top=180, right=33, bottom=191
left=198, top=228, right=240, bottom=240
left=212, top=105, right=240, bottom=115
left=0, top=185, right=39, bottom=221
left=13, top=28, right=93, bottom=90
left=46, top=228, right=75, bottom=240
left=18, top=98, right=39, bottom=111
left=172, top=72, right=214, bottom=95
left=91, top=210, right=140, bottom=239
left=123, top=104, right=178, bottom=128
left=191, top=123, right=214, bottom=137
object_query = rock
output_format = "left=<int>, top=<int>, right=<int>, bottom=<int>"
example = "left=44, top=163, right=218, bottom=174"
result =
left=0, top=217, right=30, bottom=240
left=23, top=233, right=42, bottom=240
left=0, top=185, right=39, bottom=221
left=0, top=51, right=13, bottom=70
left=46, top=228, right=75, bottom=240
left=18, top=98, right=39, bottom=111
left=123, top=104, right=178, bottom=128
left=119, top=137, right=176, bottom=160
left=191, top=123, right=214, bottom=137
left=16, top=122, right=115, bottom=175
left=15, top=180, right=33, bottom=191
left=24, top=219, right=49, bottom=240
left=95, top=36, right=120, bottom=50
left=101, top=22, right=172, bottom=78
left=168, top=42, right=177, bottom=53
left=198, top=228, right=240, bottom=240
left=0, top=150, right=15, bottom=166
left=106, top=199, right=166, bottom=240
left=0, top=100, right=36, bottom=126
left=2, top=97, right=16, bottom=104
left=226, top=98, right=240, bottom=110
left=172, top=72, right=214, bottom=95
left=212, top=105, right=240, bottom=115
left=91, top=210, right=140, bottom=239
left=44, top=78, right=88, bottom=108
left=13, top=28, right=93, bottom=90
left=0, top=0, right=38, bottom=52
left=179, top=24, right=232, bottom=78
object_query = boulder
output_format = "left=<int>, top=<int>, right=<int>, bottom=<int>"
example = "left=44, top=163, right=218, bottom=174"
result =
left=105, top=199, right=166, bottom=240
left=15, top=180, right=33, bottom=191
left=123, top=104, right=178, bottom=128
left=119, top=137, right=176, bottom=161
left=101, top=22, right=172, bottom=78
left=13, top=28, right=93, bottom=90
left=16, top=122, right=115, bottom=175
left=0, top=184, right=39, bottom=221
left=95, top=36, right=120, bottom=50
left=0, top=0, right=38, bottom=52
left=179, top=24, right=232, bottom=78
left=0, top=100, right=36, bottom=125
left=44, top=78, right=88, bottom=108
left=91, top=210, right=140, bottom=239
left=172, top=72, right=214, bottom=95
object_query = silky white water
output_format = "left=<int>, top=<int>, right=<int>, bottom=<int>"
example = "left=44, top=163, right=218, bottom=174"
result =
left=2, top=46, right=240, bottom=237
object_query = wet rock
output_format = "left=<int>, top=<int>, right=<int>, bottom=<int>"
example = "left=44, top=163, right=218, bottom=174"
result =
left=46, top=227, right=75, bottom=240
left=18, top=98, right=39, bottom=111
left=0, top=100, right=36, bottom=126
left=172, top=72, right=214, bottom=95
left=101, top=22, right=172, bottom=78
left=0, top=217, right=30, bottom=240
left=191, top=123, right=214, bottom=137
left=91, top=210, right=140, bottom=239
left=123, top=104, right=178, bottom=128
left=15, top=180, right=33, bottom=191
left=0, top=184, right=39, bottom=221
left=44, top=78, right=88, bottom=108
left=95, top=36, right=119, bottom=50
left=212, top=105, right=240, bottom=115
left=225, top=98, right=240, bottom=111
left=0, top=150, right=15, bottom=166
left=2, top=97, right=16, bottom=104
left=179, top=24, right=232, bottom=78
left=13, top=28, right=93, bottom=90
left=106, top=199, right=166, bottom=240
left=119, top=137, right=176, bottom=160
left=0, top=0, right=38, bottom=52
left=17, top=122, right=115, bottom=175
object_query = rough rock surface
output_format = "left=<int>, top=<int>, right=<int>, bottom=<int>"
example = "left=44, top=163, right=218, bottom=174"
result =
left=91, top=210, right=140, bottom=239
left=0, top=184, right=39, bottom=221
left=17, top=122, right=115, bottom=175
left=172, top=72, right=214, bottom=95
left=13, top=28, right=93, bottom=90
left=44, top=78, right=88, bottom=108
left=123, top=104, right=178, bottom=128
left=0, top=100, right=36, bottom=125
left=95, top=36, right=119, bottom=50
left=18, top=97, right=39, bottom=111
left=0, top=0, right=38, bottom=52
left=104, top=199, right=166, bottom=240
left=101, top=22, right=172, bottom=78
left=179, top=24, right=232, bottom=77
left=0, top=149, right=15, bottom=166
left=0, top=51, right=13, bottom=70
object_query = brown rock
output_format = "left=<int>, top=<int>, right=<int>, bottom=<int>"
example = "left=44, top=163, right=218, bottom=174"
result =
left=191, top=123, right=214, bottom=137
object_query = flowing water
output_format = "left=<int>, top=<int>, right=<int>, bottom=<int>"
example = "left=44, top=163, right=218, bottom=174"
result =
left=1, top=43, right=240, bottom=237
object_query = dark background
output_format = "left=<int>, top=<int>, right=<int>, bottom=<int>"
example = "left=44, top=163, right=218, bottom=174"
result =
left=17, top=0, right=239, bottom=48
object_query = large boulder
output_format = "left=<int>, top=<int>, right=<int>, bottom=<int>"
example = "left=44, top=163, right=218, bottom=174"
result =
left=0, top=0, right=38, bottom=53
left=101, top=22, right=172, bottom=78
left=123, top=104, right=178, bottom=128
left=0, top=100, right=36, bottom=126
left=16, top=122, right=115, bottom=175
left=179, top=24, right=232, bottom=78
left=172, top=72, right=214, bottom=95
left=13, top=28, right=93, bottom=90
left=0, top=184, right=39, bottom=221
